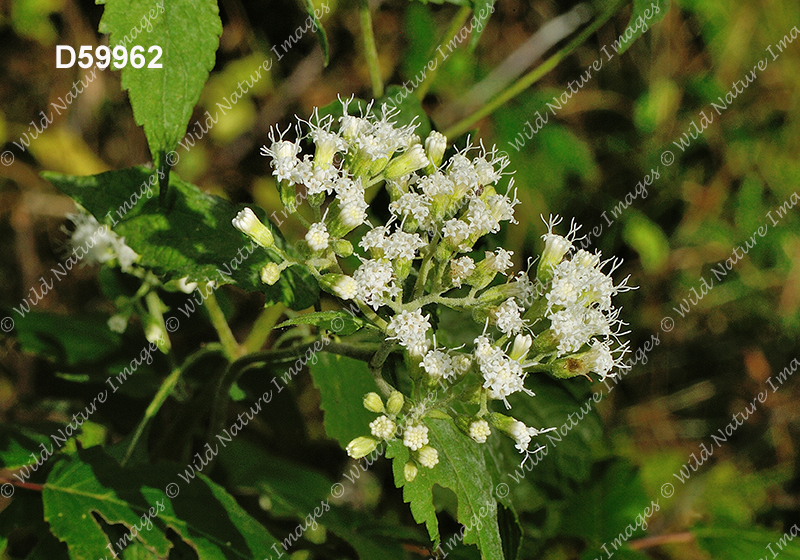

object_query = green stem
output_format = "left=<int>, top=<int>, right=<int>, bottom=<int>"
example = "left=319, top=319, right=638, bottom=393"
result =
left=442, top=0, right=628, bottom=139
left=204, top=289, right=240, bottom=360
left=243, top=303, right=285, bottom=354
left=360, top=0, right=384, bottom=98
left=368, top=339, right=398, bottom=396
left=120, top=344, right=224, bottom=466
left=416, top=6, right=472, bottom=99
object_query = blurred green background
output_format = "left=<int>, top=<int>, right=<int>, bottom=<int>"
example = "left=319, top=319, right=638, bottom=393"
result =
left=1, top=0, right=799, bottom=558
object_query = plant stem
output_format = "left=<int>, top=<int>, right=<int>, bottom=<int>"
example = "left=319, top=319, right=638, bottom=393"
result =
left=204, top=289, right=240, bottom=360
left=416, top=6, right=472, bottom=99
left=120, top=344, right=224, bottom=467
left=243, top=303, right=285, bottom=354
left=442, top=0, right=628, bottom=139
left=360, top=0, right=384, bottom=98
left=368, top=339, right=398, bottom=396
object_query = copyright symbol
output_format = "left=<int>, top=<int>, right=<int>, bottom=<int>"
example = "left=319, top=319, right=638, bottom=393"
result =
left=495, top=483, right=509, bottom=499
left=165, top=317, right=180, bottom=332
left=166, top=151, right=179, bottom=166
left=330, top=316, right=345, bottom=333
left=1, top=483, right=14, bottom=498
left=661, top=150, right=674, bottom=166
left=661, top=482, right=674, bottom=498
left=1, top=151, right=13, bottom=166
left=331, top=483, right=344, bottom=499
left=166, top=483, right=179, bottom=498
left=1, top=317, right=14, bottom=333
left=661, top=316, right=674, bottom=332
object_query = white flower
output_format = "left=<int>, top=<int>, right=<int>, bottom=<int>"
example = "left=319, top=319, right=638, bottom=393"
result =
left=469, top=420, right=491, bottom=444
left=491, top=249, right=515, bottom=274
left=450, top=256, right=475, bottom=287
left=442, top=219, right=472, bottom=250
left=384, top=231, right=425, bottom=261
left=353, top=259, right=395, bottom=309
left=67, top=212, right=138, bottom=271
left=403, top=423, right=429, bottom=451
left=474, top=335, right=533, bottom=408
left=389, top=192, right=430, bottom=224
left=387, top=309, right=431, bottom=356
left=494, top=298, right=524, bottom=336
left=305, top=222, right=330, bottom=252
left=369, top=415, right=397, bottom=440
left=422, top=349, right=454, bottom=379
left=261, top=136, right=301, bottom=182
left=417, top=445, right=439, bottom=468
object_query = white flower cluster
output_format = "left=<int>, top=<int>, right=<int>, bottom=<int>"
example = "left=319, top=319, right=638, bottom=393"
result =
left=67, top=211, right=138, bottom=272
left=255, top=99, right=633, bottom=470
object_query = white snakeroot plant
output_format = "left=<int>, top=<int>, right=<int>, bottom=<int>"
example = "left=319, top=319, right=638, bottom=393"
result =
left=242, top=98, right=634, bottom=473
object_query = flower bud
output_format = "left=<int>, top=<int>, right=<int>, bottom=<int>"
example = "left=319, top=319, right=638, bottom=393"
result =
left=232, top=208, right=275, bottom=248
left=279, top=182, right=298, bottom=213
left=537, top=234, right=572, bottom=283
left=363, top=392, right=384, bottom=413
left=386, top=390, right=405, bottom=415
left=424, top=131, right=447, bottom=172
left=384, top=144, right=429, bottom=180
left=345, top=436, right=378, bottom=459
left=332, top=239, right=354, bottom=257
left=508, top=334, right=533, bottom=362
left=404, top=461, right=418, bottom=482
left=305, top=222, right=330, bottom=252
left=318, top=274, right=358, bottom=300
left=260, top=263, right=281, bottom=285
left=417, top=445, right=439, bottom=468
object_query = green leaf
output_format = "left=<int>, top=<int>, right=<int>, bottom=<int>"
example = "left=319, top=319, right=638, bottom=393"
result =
left=43, top=168, right=318, bottom=310
left=12, top=312, right=122, bottom=366
left=0, top=425, right=57, bottom=472
left=218, top=439, right=421, bottom=560
left=694, top=525, right=800, bottom=559
left=617, top=0, right=669, bottom=56
left=378, top=85, right=432, bottom=140
left=309, top=354, right=378, bottom=446
left=559, top=460, right=652, bottom=546
left=277, top=310, right=370, bottom=336
left=387, top=418, right=504, bottom=560
left=469, top=0, right=495, bottom=51
left=43, top=447, right=280, bottom=560
left=97, top=0, right=222, bottom=161
left=506, top=380, right=605, bottom=484
left=300, top=0, right=330, bottom=66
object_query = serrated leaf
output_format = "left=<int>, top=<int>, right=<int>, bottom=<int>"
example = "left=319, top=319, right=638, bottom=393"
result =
left=43, top=168, right=318, bottom=310
left=387, top=418, right=504, bottom=560
left=97, top=0, right=222, bottom=161
left=309, top=354, right=378, bottom=446
left=43, top=448, right=280, bottom=560
left=277, top=310, right=370, bottom=336
left=617, top=0, right=669, bottom=56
